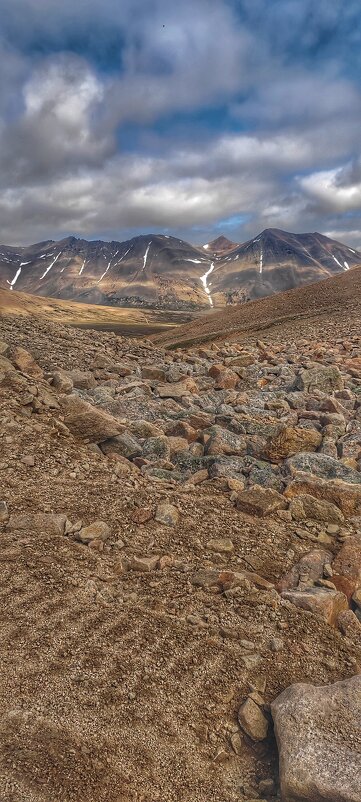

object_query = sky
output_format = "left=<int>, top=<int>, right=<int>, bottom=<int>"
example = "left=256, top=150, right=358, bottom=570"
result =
left=1, top=0, right=361, bottom=247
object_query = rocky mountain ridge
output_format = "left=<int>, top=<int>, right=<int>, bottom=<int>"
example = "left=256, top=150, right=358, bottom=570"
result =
left=1, top=228, right=360, bottom=312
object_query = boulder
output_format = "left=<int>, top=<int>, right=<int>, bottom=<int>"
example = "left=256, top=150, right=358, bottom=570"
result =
left=278, top=549, right=333, bottom=593
left=208, top=364, right=240, bottom=390
left=332, top=535, right=361, bottom=600
left=236, top=485, right=287, bottom=517
left=284, top=476, right=361, bottom=518
left=288, top=493, right=345, bottom=524
left=157, top=381, right=196, bottom=399
left=67, top=369, right=96, bottom=390
left=285, top=453, right=361, bottom=484
left=11, top=346, right=43, bottom=379
left=165, top=420, right=198, bottom=442
left=206, top=538, right=234, bottom=554
left=51, top=370, right=74, bottom=394
left=295, top=365, right=344, bottom=393
left=166, top=436, right=189, bottom=456
left=281, top=587, right=348, bottom=626
left=204, top=425, right=247, bottom=457
left=101, top=433, right=141, bottom=459
left=142, top=436, right=171, bottom=462
left=271, top=675, right=361, bottom=802
left=266, top=426, right=322, bottom=461
left=130, top=420, right=164, bottom=438
left=141, top=366, right=166, bottom=381
left=60, top=395, right=123, bottom=443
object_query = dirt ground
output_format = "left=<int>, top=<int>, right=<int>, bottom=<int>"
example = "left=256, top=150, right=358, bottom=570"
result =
left=0, top=308, right=360, bottom=802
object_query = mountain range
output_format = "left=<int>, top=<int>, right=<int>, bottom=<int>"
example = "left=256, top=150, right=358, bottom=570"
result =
left=1, top=228, right=360, bottom=310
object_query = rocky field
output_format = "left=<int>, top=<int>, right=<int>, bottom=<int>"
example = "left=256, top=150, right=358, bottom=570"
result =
left=0, top=302, right=360, bottom=801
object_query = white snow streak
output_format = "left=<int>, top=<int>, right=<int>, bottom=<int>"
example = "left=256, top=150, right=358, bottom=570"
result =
left=200, top=261, right=215, bottom=307
left=349, top=248, right=356, bottom=254
left=203, top=244, right=210, bottom=250
left=344, top=261, right=350, bottom=270
left=142, top=241, right=152, bottom=270
left=98, top=246, right=133, bottom=283
left=332, top=254, right=343, bottom=269
left=20, top=261, right=31, bottom=266
left=39, top=251, right=61, bottom=280
left=114, top=247, right=131, bottom=266
left=7, top=266, right=22, bottom=290
left=259, top=246, right=263, bottom=274
left=185, top=258, right=203, bottom=264
left=79, top=259, right=86, bottom=275
left=97, top=250, right=119, bottom=283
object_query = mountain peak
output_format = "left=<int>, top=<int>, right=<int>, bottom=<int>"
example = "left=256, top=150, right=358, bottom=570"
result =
left=202, top=235, right=238, bottom=254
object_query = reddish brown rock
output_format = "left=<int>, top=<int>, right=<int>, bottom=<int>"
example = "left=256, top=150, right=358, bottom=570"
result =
left=131, top=555, right=160, bottom=572
left=208, top=364, right=239, bottom=390
left=278, top=549, right=332, bottom=593
left=284, top=475, right=361, bottom=518
left=165, top=420, right=198, bottom=442
left=281, top=587, right=348, bottom=626
left=288, top=493, right=344, bottom=524
left=236, top=485, right=287, bottom=517
left=266, top=426, right=322, bottom=461
left=338, top=609, right=361, bottom=644
left=11, top=346, right=43, bottom=379
left=157, top=380, right=197, bottom=398
left=332, top=535, right=361, bottom=600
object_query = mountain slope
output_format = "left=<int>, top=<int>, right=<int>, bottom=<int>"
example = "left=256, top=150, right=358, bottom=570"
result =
left=208, top=228, right=361, bottom=305
left=1, top=229, right=360, bottom=311
left=153, top=261, right=361, bottom=349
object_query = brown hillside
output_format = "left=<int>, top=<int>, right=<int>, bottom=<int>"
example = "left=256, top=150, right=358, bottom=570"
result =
left=153, top=263, right=361, bottom=349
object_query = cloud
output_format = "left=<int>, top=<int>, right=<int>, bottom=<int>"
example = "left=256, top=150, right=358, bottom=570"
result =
left=299, top=164, right=361, bottom=213
left=0, top=0, right=360, bottom=246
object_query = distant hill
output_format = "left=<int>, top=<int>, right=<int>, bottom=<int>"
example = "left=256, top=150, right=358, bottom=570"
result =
left=0, top=228, right=360, bottom=310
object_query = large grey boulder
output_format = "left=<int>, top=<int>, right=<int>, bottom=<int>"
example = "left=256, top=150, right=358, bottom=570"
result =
left=285, top=452, right=361, bottom=484
left=271, top=675, right=361, bottom=802
left=294, top=365, right=344, bottom=393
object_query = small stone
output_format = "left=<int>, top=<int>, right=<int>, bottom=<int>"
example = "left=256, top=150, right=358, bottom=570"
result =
left=270, top=637, right=283, bottom=652
left=79, top=520, right=111, bottom=543
left=230, top=731, right=243, bottom=755
left=0, top=501, right=9, bottom=522
left=327, top=523, right=340, bottom=535
left=213, top=749, right=230, bottom=764
left=21, top=455, right=35, bottom=467
left=206, top=538, right=234, bottom=554
left=131, top=555, right=160, bottom=572
left=155, top=503, right=179, bottom=527
left=238, top=697, right=269, bottom=741
left=131, top=507, right=153, bottom=524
